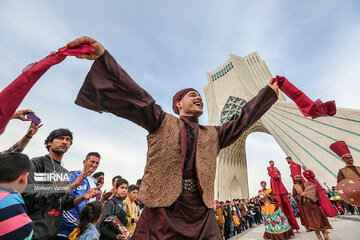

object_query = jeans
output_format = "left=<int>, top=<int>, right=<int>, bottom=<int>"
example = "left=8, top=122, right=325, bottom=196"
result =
left=229, top=221, right=235, bottom=237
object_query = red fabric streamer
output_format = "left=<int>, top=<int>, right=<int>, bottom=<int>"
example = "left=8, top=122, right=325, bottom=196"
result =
left=273, top=76, right=336, bottom=119
left=0, top=42, right=94, bottom=134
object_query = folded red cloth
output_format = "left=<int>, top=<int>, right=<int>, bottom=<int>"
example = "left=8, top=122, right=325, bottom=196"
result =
left=273, top=76, right=336, bottom=119
left=0, top=42, right=94, bottom=134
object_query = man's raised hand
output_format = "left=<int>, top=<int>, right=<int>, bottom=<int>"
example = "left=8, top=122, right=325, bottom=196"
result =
left=268, top=79, right=280, bottom=96
left=61, top=36, right=105, bottom=60
left=11, top=109, right=34, bottom=121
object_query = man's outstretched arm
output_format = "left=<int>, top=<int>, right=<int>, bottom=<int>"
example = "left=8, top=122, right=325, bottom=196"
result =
left=65, top=36, right=165, bottom=133
left=216, top=80, right=279, bottom=149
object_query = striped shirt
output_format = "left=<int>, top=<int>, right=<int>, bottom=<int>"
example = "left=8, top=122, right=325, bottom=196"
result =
left=0, top=186, right=34, bottom=240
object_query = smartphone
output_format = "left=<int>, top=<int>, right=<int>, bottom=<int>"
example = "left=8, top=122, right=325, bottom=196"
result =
left=27, top=113, right=41, bottom=125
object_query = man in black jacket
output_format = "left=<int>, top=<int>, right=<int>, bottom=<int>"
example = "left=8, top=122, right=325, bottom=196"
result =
left=22, top=128, right=99, bottom=240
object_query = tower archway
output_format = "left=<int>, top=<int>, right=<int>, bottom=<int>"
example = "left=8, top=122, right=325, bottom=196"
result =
left=204, top=52, right=360, bottom=200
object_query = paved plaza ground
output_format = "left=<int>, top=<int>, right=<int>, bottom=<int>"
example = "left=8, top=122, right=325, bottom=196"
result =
left=231, top=216, right=360, bottom=240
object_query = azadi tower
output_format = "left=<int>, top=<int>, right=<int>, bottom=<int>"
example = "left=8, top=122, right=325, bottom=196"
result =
left=204, top=52, right=360, bottom=201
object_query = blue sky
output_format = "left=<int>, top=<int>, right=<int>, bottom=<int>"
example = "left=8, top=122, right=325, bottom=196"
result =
left=1, top=0, right=359, bottom=197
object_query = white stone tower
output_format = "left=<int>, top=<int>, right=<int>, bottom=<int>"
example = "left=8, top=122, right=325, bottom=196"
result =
left=204, top=52, right=360, bottom=201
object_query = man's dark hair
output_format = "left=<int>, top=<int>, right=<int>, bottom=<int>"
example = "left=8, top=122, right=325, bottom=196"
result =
left=260, top=181, right=266, bottom=185
left=128, top=184, right=138, bottom=193
left=0, top=153, right=30, bottom=182
left=286, top=156, right=292, bottom=160
left=97, top=177, right=104, bottom=185
left=112, top=175, right=122, bottom=184
left=269, top=160, right=274, bottom=164
left=136, top=179, right=142, bottom=186
left=85, top=152, right=101, bottom=160
left=92, top=172, right=104, bottom=179
left=116, top=178, right=129, bottom=189
left=44, top=128, right=73, bottom=151
left=232, top=199, right=237, bottom=202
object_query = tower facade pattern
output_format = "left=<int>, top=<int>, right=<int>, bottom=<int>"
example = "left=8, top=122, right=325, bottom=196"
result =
left=204, top=52, right=360, bottom=201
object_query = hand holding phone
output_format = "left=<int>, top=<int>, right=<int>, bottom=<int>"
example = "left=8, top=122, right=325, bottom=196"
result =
left=27, top=113, right=41, bottom=125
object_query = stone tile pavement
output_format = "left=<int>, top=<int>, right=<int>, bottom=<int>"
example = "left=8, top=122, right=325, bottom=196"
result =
left=230, top=216, right=360, bottom=240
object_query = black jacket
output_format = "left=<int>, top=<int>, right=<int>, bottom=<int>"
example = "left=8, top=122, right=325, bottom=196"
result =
left=100, top=195, right=128, bottom=240
left=22, top=155, right=76, bottom=240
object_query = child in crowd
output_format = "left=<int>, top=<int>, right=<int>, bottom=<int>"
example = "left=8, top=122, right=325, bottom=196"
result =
left=0, top=152, right=34, bottom=240
left=68, top=201, right=103, bottom=240
left=123, top=185, right=139, bottom=237
left=100, top=178, right=129, bottom=240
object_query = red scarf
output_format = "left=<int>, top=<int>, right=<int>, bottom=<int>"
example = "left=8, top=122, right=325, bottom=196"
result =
left=0, top=42, right=94, bottom=134
left=273, top=76, right=336, bottom=119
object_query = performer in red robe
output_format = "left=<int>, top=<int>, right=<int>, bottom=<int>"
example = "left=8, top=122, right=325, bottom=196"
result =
left=285, top=157, right=306, bottom=227
left=286, top=157, right=305, bottom=184
left=267, top=161, right=300, bottom=231
left=67, top=36, right=279, bottom=240
left=302, top=166, right=339, bottom=217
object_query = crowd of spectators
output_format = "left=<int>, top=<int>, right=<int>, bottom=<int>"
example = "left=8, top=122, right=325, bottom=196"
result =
left=214, top=197, right=263, bottom=239
left=214, top=183, right=359, bottom=240
left=0, top=109, right=144, bottom=240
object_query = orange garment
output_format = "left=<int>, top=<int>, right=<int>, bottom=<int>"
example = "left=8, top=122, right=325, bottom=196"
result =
left=264, top=188, right=272, bottom=196
left=232, top=213, right=240, bottom=227
left=215, top=207, right=225, bottom=226
left=261, top=204, right=276, bottom=215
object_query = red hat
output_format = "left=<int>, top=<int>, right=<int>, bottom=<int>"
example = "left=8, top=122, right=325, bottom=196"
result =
left=330, top=141, right=351, bottom=159
left=172, top=88, right=199, bottom=115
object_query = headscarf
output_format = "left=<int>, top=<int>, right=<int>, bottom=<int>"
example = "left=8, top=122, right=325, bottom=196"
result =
left=172, top=88, right=199, bottom=115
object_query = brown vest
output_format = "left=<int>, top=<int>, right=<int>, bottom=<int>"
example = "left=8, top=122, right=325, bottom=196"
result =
left=340, top=166, right=360, bottom=180
left=138, top=114, right=220, bottom=208
left=294, top=182, right=317, bottom=203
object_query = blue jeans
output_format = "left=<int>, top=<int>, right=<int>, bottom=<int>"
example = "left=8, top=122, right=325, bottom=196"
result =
left=229, top=221, right=235, bottom=237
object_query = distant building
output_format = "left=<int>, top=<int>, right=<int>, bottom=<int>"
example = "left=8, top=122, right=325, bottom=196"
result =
left=204, top=52, right=360, bottom=200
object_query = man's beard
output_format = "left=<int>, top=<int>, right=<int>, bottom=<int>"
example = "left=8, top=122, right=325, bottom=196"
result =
left=52, top=148, right=67, bottom=155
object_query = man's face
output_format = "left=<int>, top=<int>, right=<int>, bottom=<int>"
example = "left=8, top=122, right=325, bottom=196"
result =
left=48, top=136, right=72, bottom=154
left=116, top=183, right=128, bottom=197
left=261, top=182, right=267, bottom=189
left=83, top=156, right=100, bottom=174
left=176, top=91, right=203, bottom=117
left=128, top=189, right=138, bottom=201
left=294, top=175, right=302, bottom=183
left=286, top=158, right=291, bottom=164
left=270, top=161, right=275, bottom=167
left=342, top=155, right=354, bottom=165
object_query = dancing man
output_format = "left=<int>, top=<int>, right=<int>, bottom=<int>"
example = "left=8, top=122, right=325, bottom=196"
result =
left=293, top=175, right=332, bottom=240
left=66, top=36, right=279, bottom=239
left=302, top=166, right=339, bottom=217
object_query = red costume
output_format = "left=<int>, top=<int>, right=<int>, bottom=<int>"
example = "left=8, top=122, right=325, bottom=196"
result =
left=267, top=166, right=300, bottom=230
left=303, top=169, right=339, bottom=217
left=0, top=42, right=94, bottom=134
left=289, top=161, right=306, bottom=226
left=289, top=161, right=305, bottom=184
